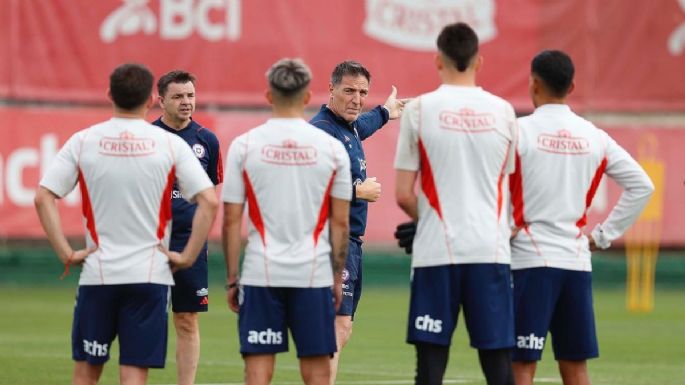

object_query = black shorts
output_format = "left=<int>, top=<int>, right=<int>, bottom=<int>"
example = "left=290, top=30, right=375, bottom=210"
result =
left=171, top=250, right=209, bottom=313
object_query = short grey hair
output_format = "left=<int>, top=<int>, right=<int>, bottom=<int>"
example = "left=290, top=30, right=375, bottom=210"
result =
left=330, top=60, right=371, bottom=86
left=266, top=58, right=312, bottom=97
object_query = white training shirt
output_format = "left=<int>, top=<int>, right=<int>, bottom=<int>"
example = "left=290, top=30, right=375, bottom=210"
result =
left=510, top=104, right=654, bottom=271
left=394, top=85, right=518, bottom=268
left=222, top=118, right=352, bottom=287
left=40, top=118, right=213, bottom=285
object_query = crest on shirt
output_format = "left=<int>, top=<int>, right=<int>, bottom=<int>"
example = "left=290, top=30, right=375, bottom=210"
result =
left=99, top=131, right=156, bottom=156
left=341, top=269, right=350, bottom=281
left=358, top=158, right=367, bottom=172
left=439, top=108, right=496, bottom=133
left=192, top=143, right=206, bottom=158
left=537, top=130, right=590, bottom=155
left=261, top=139, right=318, bottom=166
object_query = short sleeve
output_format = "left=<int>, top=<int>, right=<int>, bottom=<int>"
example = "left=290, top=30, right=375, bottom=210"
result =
left=330, top=140, right=352, bottom=201
left=393, top=97, right=420, bottom=171
left=172, top=135, right=213, bottom=202
left=221, top=134, right=248, bottom=203
left=39, top=131, right=84, bottom=197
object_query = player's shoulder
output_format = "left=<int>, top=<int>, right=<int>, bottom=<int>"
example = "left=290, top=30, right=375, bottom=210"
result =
left=479, top=88, right=515, bottom=110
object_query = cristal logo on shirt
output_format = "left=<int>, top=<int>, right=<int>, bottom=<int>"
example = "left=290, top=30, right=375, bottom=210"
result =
left=439, top=108, right=496, bottom=133
left=537, top=129, right=590, bottom=155
left=261, top=139, right=317, bottom=166
left=99, top=131, right=156, bottom=156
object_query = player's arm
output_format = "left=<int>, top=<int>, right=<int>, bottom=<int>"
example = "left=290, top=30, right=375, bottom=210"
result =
left=34, top=187, right=93, bottom=267
left=357, top=86, right=409, bottom=140
left=219, top=135, right=248, bottom=312
left=395, top=170, right=419, bottom=221
left=222, top=202, right=243, bottom=313
left=591, top=133, right=655, bottom=249
left=35, top=131, right=94, bottom=270
left=329, top=197, right=350, bottom=311
left=394, top=98, right=420, bottom=221
left=164, top=135, right=218, bottom=268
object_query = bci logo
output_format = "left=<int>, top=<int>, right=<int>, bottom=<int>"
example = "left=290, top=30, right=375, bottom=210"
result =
left=100, top=0, right=241, bottom=43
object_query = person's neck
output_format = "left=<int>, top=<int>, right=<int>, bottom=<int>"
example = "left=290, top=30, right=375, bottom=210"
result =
left=534, top=95, right=567, bottom=108
left=440, top=69, right=477, bottom=87
left=161, top=115, right=191, bottom=131
left=113, top=106, right=147, bottom=119
left=272, top=106, right=304, bottom=118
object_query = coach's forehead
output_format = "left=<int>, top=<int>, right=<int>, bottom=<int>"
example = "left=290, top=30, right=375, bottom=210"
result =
left=337, top=75, right=369, bottom=91
left=164, top=81, right=195, bottom=96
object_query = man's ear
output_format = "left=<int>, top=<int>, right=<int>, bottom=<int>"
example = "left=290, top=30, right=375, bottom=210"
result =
left=567, top=80, right=575, bottom=96
left=303, top=90, right=312, bottom=105
left=145, top=93, right=155, bottom=109
left=473, top=55, right=483, bottom=72
left=434, top=54, right=443, bottom=71
left=265, top=89, right=274, bottom=105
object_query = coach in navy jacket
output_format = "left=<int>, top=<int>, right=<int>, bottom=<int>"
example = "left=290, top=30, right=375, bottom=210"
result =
left=310, top=60, right=407, bottom=383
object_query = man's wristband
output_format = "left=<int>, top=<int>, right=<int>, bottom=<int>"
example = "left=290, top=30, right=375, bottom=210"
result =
left=225, top=281, right=238, bottom=290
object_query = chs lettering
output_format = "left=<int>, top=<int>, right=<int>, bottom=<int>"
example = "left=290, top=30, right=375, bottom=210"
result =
left=516, top=333, right=545, bottom=350
left=247, top=328, right=283, bottom=345
left=83, top=339, right=109, bottom=357
left=415, top=314, right=442, bottom=333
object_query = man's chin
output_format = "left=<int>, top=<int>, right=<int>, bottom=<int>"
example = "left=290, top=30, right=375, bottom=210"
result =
left=344, top=112, right=361, bottom=122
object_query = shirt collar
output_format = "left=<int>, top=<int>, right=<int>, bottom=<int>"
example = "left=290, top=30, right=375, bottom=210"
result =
left=319, top=104, right=355, bottom=128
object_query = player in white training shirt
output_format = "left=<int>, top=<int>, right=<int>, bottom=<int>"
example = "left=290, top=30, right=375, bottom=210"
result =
left=222, top=59, right=351, bottom=385
left=509, top=50, right=653, bottom=385
left=395, top=23, right=517, bottom=385
left=34, top=63, right=218, bottom=385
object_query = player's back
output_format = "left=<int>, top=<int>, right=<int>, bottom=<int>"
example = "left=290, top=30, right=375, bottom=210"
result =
left=224, top=118, right=351, bottom=287
left=408, top=85, right=517, bottom=267
left=65, top=118, right=207, bottom=285
left=511, top=104, right=609, bottom=269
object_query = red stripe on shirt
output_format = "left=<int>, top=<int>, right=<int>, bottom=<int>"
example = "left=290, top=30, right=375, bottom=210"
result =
left=576, top=157, right=608, bottom=229
left=243, top=170, right=266, bottom=246
left=418, top=138, right=442, bottom=220
left=157, top=166, right=176, bottom=240
left=497, top=144, right=512, bottom=219
left=314, top=171, right=336, bottom=246
left=509, top=151, right=526, bottom=228
left=216, top=149, right=224, bottom=184
left=78, top=168, right=99, bottom=245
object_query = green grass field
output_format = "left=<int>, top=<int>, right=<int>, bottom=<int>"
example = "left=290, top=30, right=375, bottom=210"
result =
left=0, top=286, right=683, bottom=385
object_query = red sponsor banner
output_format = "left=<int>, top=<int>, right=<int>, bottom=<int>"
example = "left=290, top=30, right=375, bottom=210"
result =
left=2, top=0, right=683, bottom=110
left=1, top=106, right=684, bottom=246
left=0, top=1, right=10, bottom=98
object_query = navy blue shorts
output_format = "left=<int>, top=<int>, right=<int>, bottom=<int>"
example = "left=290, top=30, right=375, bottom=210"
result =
left=238, top=286, right=336, bottom=357
left=71, top=284, right=170, bottom=368
left=338, top=238, right=363, bottom=318
left=512, top=267, right=599, bottom=361
left=407, top=264, right=514, bottom=349
left=171, top=250, right=209, bottom=313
